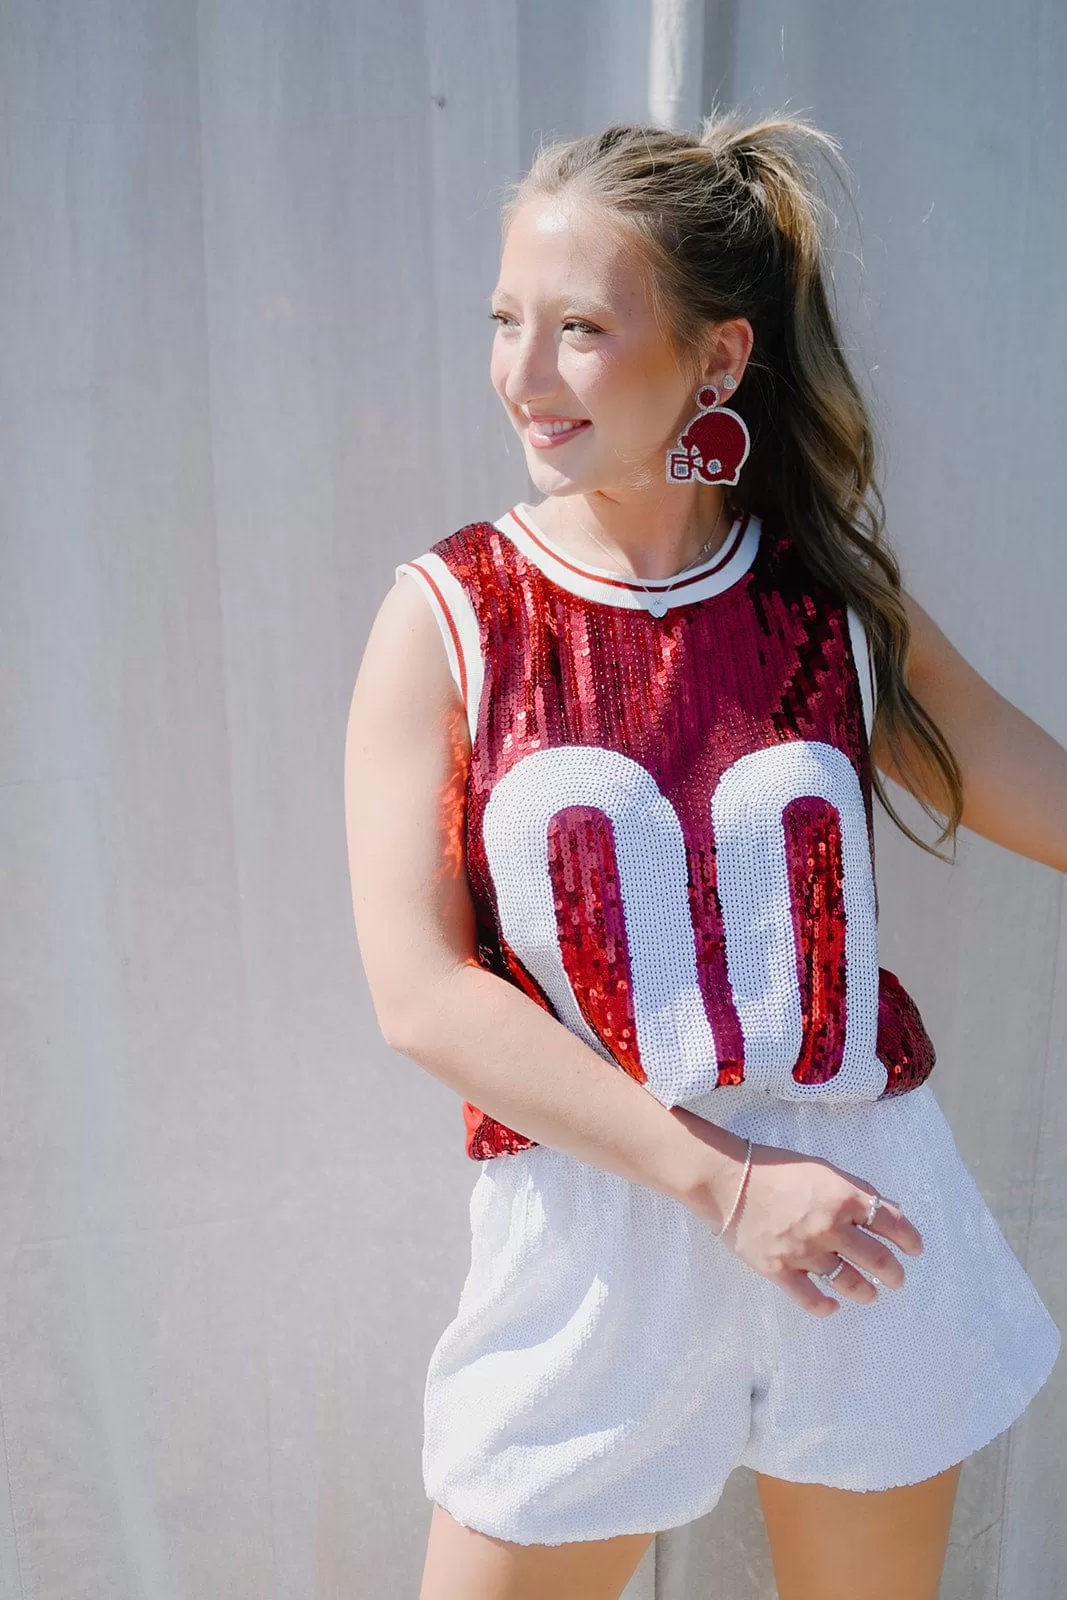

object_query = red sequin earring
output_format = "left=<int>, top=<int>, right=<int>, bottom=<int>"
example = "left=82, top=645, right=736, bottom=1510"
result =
left=666, top=376, right=751, bottom=485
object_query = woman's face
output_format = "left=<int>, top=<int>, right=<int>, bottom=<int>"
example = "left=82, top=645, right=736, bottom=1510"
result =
left=489, top=195, right=742, bottom=497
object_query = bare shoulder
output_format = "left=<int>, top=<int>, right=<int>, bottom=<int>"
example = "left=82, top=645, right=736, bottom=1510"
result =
left=344, top=571, right=476, bottom=1036
left=898, top=588, right=947, bottom=681
left=898, top=587, right=987, bottom=706
left=868, top=588, right=949, bottom=776
left=871, top=583, right=1006, bottom=778
left=348, top=569, right=467, bottom=740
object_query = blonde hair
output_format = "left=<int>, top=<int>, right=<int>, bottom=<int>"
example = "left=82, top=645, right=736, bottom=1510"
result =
left=498, top=109, right=963, bottom=859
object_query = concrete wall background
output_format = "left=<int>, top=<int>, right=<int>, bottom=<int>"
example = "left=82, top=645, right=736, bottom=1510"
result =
left=1, top=2, right=1062, bottom=1595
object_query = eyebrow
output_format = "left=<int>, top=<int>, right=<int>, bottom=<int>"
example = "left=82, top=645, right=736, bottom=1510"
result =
left=488, top=293, right=616, bottom=318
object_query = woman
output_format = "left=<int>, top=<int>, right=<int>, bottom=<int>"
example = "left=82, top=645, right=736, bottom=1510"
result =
left=345, top=110, right=1066, bottom=1599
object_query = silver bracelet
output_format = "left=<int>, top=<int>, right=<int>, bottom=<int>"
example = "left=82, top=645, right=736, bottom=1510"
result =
left=713, top=1137, right=753, bottom=1238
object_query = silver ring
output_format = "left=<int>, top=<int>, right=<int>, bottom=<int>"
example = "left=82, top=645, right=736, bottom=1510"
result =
left=864, top=1194, right=883, bottom=1229
left=822, top=1258, right=846, bottom=1282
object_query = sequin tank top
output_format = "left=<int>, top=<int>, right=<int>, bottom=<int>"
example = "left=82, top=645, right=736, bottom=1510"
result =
left=395, top=502, right=935, bottom=1161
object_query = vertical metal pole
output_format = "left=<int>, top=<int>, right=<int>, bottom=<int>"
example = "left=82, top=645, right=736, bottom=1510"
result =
left=648, top=0, right=705, bottom=130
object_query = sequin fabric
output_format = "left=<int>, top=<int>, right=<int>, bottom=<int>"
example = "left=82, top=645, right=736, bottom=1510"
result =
left=398, top=508, right=935, bottom=1159
left=419, top=1080, right=1061, bottom=1540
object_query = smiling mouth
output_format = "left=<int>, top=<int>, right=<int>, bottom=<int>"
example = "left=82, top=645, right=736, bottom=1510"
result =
left=526, top=419, right=592, bottom=446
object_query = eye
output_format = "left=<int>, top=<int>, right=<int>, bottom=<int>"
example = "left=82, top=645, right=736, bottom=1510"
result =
left=488, top=311, right=601, bottom=336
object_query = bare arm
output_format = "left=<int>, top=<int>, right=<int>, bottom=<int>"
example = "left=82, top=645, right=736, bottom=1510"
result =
left=343, top=571, right=748, bottom=1221
left=871, top=592, right=1067, bottom=872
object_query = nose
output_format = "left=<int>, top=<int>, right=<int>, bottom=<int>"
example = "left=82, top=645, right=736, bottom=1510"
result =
left=500, top=327, right=564, bottom=412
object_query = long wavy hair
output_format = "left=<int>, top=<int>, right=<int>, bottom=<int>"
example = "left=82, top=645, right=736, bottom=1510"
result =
left=497, top=109, right=963, bottom=859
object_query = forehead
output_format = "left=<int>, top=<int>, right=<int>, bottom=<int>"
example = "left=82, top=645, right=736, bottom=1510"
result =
left=494, top=196, right=651, bottom=310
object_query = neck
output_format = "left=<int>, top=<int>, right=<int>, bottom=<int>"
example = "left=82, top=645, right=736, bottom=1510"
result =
left=529, top=484, right=735, bottom=579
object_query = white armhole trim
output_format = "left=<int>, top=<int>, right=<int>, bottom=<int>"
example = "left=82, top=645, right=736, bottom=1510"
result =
left=846, top=605, right=876, bottom=744
left=394, top=552, right=484, bottom=746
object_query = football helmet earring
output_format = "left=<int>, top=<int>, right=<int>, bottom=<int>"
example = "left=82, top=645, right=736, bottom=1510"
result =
left=666, top=374, right=750, bottom=485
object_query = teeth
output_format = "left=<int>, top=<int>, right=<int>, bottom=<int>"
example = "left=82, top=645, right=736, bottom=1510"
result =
left=532, top=419, right=587, bottom=435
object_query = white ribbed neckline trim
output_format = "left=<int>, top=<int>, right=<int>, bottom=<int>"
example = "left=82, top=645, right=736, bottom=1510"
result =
left=493, top=502, right=761, bottom=611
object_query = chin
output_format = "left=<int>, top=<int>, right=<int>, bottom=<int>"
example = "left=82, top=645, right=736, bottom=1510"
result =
left=526, top=457, right=579, bottom=490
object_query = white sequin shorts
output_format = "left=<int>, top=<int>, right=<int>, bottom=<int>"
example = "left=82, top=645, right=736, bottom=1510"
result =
left=421, top=1079, right=1061, bottom=1546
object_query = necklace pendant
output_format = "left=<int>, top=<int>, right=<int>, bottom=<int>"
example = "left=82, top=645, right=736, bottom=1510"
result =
left=645, top=593, right=668, bottom=617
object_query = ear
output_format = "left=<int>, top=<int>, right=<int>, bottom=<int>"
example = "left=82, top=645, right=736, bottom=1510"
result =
left=700, top=316, right=755, bottom=392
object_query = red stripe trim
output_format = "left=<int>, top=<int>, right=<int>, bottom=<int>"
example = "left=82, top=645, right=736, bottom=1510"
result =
left=506, top=509, right=751, bottom=595
left=407, top=561, right=467, bottom=708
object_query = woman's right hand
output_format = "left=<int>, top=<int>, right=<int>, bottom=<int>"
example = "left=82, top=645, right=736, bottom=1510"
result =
left=683, top=1125, right=925, bottom=1317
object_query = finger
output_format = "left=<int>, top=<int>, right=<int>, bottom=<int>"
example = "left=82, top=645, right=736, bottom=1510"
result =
left=783, top=1270, right=840, bottom=1318
left=807, top=1257, right=878, bottom=1307
left=836, top=1227, right=907, bottom=1290
left=853, top=1191, right=924, bottom=1256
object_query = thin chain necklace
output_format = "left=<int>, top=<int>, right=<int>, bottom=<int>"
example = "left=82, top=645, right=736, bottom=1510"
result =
left=566, top=499, right=732, bottom=618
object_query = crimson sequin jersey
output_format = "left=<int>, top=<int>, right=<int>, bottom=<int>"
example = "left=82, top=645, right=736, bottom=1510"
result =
left=395, top=503, right=935, bottom=1160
